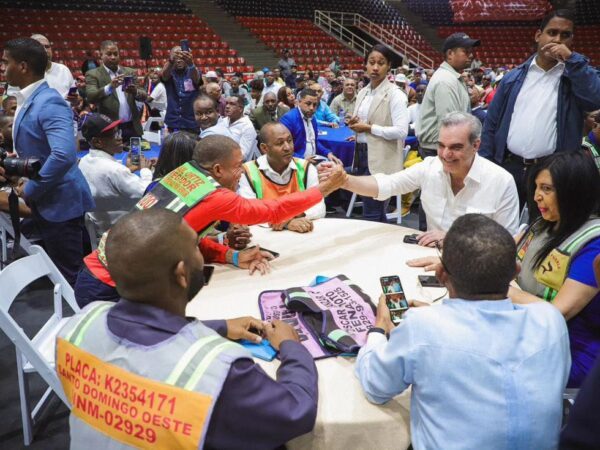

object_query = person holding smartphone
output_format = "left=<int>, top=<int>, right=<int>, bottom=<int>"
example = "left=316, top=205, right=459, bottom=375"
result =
left=161, top=43, right=202, bottom=134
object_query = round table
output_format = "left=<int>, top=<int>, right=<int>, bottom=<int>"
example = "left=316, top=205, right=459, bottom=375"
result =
left=186, top=218, right=445, bottom=450
left=317, top=126, right=355, bottom=167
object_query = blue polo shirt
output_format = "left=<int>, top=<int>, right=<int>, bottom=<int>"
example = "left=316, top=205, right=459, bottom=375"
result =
left=163, top=66, right=200, bottom=131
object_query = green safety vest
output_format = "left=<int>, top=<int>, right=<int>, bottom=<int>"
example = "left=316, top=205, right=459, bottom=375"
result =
left=243, top=158, right=307, bottom=200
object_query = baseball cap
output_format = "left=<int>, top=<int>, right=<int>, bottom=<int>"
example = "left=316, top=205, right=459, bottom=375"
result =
left=394, top=74, right=408, bottom=83
left=262, top=67, right=270, bottom=74
left=205, top=70, right=218, bottom=79
left=442, top=32, right=480, bottom=53
left=81, top=113, right=121, bottom=141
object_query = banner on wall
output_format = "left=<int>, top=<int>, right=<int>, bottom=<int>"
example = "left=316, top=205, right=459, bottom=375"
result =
left=450, top=0, right=551, bottom=22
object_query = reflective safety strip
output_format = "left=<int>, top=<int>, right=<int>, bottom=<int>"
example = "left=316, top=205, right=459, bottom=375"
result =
left=183, top=342, right=241, bottom=391
left=563, top=226, right=600, bottom=253
left=165, top=335, right=222, bottom=386
left=328, top=329, right=350, bottom=342
left=288, top=291, right=312, bottom=299
left=64, top=303, right=113, bottom=345
left=293, top=158, right=307, bottom=191
left=245, top=161, right=264, bottom=199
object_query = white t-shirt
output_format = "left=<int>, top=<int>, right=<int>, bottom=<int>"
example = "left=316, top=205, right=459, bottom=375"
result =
left=45, top=62, right=74, bottom=98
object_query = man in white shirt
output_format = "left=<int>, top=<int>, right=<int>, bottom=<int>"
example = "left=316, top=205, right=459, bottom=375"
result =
left=261, top=70, right=283, bottom=100
left=320, top=111, right=519, bottom=245
left=194, top=95, right=234, bottom=139
left=30, top=34, right=74, bottom=98
left=78, top=114, right=153, bottom=237
left=220, top=95, right=259, bottom=160
left=238, top=122, right=324, bottom=233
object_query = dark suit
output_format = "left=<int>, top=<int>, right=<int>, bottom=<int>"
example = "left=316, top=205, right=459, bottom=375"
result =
left=85, top=65, right=145, bottom=138
left=13, top=81, right=94, bottom=284
left=249, top=104, right=290, bottom=131
left=279, top=107, right=325, bottom=158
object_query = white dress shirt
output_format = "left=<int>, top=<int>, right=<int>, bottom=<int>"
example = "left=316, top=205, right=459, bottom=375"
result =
left=301, top=111, right=317, bottom=158
left=507, top=59, right=564, bottom=158
left=355, top=81, right=408, bottom=144
left=12, top=78, right=46, bottom=150
left=148, top=82, right=167, bottom=114
left=103, top=65, right=132, bottom=122
left=219, top=116, right=259, bottom=161
left=408, top=103, right=421, bottom=133
left=199, top=122, right=234, bottom=139
left=79, top=149, right=152, bottom=236
left=238, top=154, right=325, bottom=219
left=45, top=62, right=74, bottom=98
left=373, top=155, right=519, bottom=235
left=261, top=82, right=283, bottom=100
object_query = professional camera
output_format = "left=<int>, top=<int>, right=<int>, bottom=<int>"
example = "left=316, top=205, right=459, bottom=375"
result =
left=0, top=148, right=42, bottom=179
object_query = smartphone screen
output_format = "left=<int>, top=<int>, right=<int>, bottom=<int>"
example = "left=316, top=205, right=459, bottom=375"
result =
left=380, top=275, right=407, bottom=325
left=418, top=275, right=444, bottom=288
left=68, top=86, right=78, bottom=96
left=122, top=75, right=134, bottom=90
left=180, top=39, right=190, bottom=52
left=130, top=137, right=141, bottom=165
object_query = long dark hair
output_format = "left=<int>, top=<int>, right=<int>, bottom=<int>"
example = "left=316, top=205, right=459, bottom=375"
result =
left=528, top=151, right=600, bottom=268
left=277, top=86, right=294, bottom=108
left=153, top=132, right=197, bottom=179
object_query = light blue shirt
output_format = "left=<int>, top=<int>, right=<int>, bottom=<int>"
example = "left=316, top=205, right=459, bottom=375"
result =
left=314, top=100, right=339, bottom=126
left=199, top=123, right=234, bottom=139
left=356, top=298, right=570, bottom=450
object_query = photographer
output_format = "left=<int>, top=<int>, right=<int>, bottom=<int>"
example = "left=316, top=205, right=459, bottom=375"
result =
left=1, top=38, right=94, bottom=284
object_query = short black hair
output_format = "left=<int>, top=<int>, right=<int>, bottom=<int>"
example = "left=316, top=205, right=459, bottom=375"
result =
left=299, top=88, right=318, bottom=100
left=100, top=40, right=118, bottom=52
left=539, top=9, right=575, bottom=32
left=2, top=95, right=16, bottom=109
left=227, top=94, right=245, bottom=108
left=249, top=79, right=264, bottom=92
left=193, top=94, right=217, bottom=110
left=4, top=38, right=48, bottom=77
left=365, top=44, right=394, bottom=66
left=193, top=135, right=239, bottom=167
left=443, top=214, right=517, bottom=298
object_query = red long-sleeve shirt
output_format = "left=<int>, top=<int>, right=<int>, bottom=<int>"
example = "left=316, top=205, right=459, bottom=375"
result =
left=84, top=186, right=323, bottom=285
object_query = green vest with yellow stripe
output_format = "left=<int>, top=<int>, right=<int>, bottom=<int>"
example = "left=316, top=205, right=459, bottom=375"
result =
left=56, top=301, right=250, bottom=449
left=243, top=157, right=308, bottom=200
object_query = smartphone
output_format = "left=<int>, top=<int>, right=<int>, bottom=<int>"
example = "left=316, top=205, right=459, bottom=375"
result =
left=68, top=86, right=78, bottom=96
left=203, top=265, right=215, bottom=285
left=130, top=137, right=141, bottom=165
left=122, top=75, right=134, bottom=90
left=180, top=39, right=190, bottom=52
left=380, top=275, right=408, bottom=325
left=247, top=245, right=280, bottom=259
left=403, top=233, right=419, bottom=244
left=418, top=275, right=444, bottom=288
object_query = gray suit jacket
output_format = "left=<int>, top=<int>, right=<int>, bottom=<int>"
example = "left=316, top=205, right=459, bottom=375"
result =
left=85, top=65, right=145, bottom=136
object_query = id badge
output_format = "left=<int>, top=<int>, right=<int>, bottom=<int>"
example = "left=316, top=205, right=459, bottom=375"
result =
left=183, top=78, right=194, bottom=92
left=534, top=248, right=570, bottom=292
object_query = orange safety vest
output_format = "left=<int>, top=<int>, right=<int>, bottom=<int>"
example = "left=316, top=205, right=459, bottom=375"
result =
left=242, top=157, right=309, bottom=200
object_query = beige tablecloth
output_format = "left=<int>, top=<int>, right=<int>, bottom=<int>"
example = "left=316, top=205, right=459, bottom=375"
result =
left=186, top=218, right=445, bottom=450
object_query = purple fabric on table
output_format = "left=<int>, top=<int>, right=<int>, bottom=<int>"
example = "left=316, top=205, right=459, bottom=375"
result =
left=104, top=299, right=318, bottom=449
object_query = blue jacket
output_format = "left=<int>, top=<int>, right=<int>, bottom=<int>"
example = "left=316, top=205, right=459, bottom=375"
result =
left=279, top=107, right=326, bottom=158
left=480, top=52, right=600, bottom=163
left=13, top=82, right=94, bottom=222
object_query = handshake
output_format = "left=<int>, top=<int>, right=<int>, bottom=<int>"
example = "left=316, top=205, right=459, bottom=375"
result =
left=315, top=160, right=348, bottom=197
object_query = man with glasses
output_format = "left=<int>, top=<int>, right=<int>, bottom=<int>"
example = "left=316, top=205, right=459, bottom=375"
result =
left=417, top=32, right=480, bottom=159
left=356, top=214, right=570, bottom=450
left=318, top=112, right=519, bottom=244
left=78, top=114, right=154, bottom=236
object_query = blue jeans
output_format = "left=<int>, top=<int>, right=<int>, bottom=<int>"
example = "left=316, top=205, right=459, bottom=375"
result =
left=355, top=144, right=390, bottom=223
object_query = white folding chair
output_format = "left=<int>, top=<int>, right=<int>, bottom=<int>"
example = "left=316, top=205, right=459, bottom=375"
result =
left=0, top=245, right=80, bottom=445
left=142, top=117, right=164, bottom=144
left=0, top=212, right=39, bottom=265
left=84, top=212, right=99, bottom=251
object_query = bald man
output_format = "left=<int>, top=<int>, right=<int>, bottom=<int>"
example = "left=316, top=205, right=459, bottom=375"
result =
left=57, top=208, right=318, bottom=449
left=31, top=34, right=74, bottom=98
left=205, top=81, right=226, bottom=116
left=75, top=135, right=347, bottom=306
left=239, top=122, right=325, bottom=232
left=249, top=91, right=290, bottom=131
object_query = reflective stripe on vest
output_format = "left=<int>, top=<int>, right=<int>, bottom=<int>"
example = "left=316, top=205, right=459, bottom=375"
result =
left=94, top=162, right=221, bottom=272
left=516, top=218, right=600, bottom=300
left=243, top=158, right=307, bottom=199
left=582, top=138, right=600, bottom=172
left=57, top=301, right=249, bottom=449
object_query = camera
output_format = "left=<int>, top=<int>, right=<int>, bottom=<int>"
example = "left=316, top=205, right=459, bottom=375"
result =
left=0, top=148, right=42, bottom=179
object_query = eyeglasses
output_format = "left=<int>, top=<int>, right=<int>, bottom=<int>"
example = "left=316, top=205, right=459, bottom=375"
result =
left=435, top=241, right=451, bottom=276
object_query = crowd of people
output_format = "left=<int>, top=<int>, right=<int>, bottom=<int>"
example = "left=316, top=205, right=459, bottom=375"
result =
left=1, top=6, right=600, bottom=449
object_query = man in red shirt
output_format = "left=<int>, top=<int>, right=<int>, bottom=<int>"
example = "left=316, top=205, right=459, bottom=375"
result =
left=74, top=135, right=347, bottom=306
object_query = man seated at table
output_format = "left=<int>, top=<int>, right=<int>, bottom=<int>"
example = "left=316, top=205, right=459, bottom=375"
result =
left=194, top=95, right=233, bottom=139
left=219, top=95, right=259, bottom=161
left=249, top=92, right=289, bottom=132
left=58, top=208, right=318, bottom=449
left=308, top=82, right=340, bottom=128
left=74, top=135, right=347, bottom=306
left=319, top=111, right=519, bottom=244
left=329, top=78, right=357, bottom=118
left=356, top=214, right=570, bottom=450
left=78, top=113, right=153, bottom=237
left=239, top=122, right=325, bottom=233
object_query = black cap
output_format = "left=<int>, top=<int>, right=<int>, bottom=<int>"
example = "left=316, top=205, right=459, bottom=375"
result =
left=442, top=32, right=481, bottom=53
left=81, top=113, right=121, bottom=141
